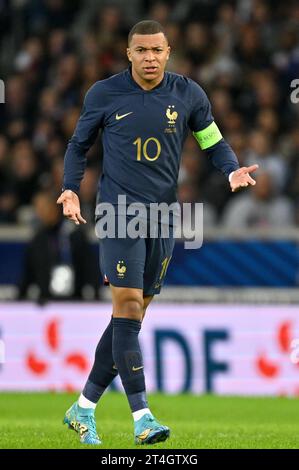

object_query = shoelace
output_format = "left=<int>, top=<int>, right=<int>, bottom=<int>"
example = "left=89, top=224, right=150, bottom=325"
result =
left=81, top=414, right=99, bottom=439
left=144, top=416, right=159, bottom=428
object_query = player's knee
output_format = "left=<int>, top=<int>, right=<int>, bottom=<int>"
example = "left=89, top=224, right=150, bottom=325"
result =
left=115, top=298, right=144, bottom=321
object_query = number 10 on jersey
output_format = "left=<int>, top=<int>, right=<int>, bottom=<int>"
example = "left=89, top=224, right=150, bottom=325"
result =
left=133, top=137, right=161, bottom=162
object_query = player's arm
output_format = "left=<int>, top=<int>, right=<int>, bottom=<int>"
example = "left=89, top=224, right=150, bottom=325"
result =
left=193, top=126, right=258, bottom=192
left=189, top=82, right=258, bottom=192
left=57, top=83, right=105, bottom=224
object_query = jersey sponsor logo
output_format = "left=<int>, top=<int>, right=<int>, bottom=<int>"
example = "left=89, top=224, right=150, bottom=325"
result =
left=116, top=111, right=133, bottom=120
left=117, top=260, right=127, bottom=278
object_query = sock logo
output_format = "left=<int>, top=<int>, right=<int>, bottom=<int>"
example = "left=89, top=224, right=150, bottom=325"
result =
left=132, top=366, right=144, bottom=371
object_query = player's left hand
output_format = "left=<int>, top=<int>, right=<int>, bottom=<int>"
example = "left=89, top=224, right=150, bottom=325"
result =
left=230, top=164, right=259, bottom=193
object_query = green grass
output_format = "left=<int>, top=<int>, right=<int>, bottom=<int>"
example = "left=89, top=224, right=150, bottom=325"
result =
left=0, top=392, right=298, bottom=449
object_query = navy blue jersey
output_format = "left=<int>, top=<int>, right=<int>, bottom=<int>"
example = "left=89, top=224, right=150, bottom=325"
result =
left=63, top=67, right=239, bottom=206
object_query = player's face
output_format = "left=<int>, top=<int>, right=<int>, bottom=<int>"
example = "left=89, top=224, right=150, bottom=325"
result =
left=127, top=33, right=170, bottom=89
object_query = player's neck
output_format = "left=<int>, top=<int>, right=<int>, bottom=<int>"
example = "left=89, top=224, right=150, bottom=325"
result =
left=131, top=68, right=165, bottom=91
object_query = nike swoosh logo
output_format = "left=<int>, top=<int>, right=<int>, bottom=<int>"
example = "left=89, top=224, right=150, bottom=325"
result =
left=116, top=112, right=133, bottom=120
left=132, top=366, right=144, bottom=371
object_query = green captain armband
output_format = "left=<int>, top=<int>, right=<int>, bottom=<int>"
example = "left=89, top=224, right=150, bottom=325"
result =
left=193, top=121, right=223, bottom=150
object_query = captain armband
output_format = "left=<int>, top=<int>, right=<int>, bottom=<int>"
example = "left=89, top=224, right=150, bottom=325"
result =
left=193, top=121, right=223, bottom=150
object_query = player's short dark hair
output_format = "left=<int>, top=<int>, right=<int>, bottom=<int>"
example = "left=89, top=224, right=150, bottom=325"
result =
left=128, top=20, right=167, bottom=45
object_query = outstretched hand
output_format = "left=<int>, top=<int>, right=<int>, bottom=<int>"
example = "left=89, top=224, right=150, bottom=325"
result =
left=57, top=190, right=87, bottom=225
left=230, top=164, right=259, bottom=193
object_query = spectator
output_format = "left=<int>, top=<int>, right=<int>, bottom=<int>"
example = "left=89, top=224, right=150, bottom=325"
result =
left=0, top=1, right=296, bottom=227
left=10, top=140, right=41, bottom=211
left=178, top=180, right=217, bottom=230
left=222, top=171, right=295, bottom=229
left=245, top=130, right=287, bottom=190
left=19, top=190, right=99, bottom=303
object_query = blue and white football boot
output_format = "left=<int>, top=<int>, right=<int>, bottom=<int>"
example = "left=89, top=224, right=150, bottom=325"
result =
left=134, top=413, right=170, bottom=445
left=63, top=401, right=101, bottom=445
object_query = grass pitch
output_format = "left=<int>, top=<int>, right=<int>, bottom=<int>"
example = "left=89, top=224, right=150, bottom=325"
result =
left=0, top=392, right=298, bottom=449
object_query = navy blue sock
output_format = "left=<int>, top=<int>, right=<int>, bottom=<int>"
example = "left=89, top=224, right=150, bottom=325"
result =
left=112, top=317, right=148, bottom=412
left=82, top=317, right=118, bottom=403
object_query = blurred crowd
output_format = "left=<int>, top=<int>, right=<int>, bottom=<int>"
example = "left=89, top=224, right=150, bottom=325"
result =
left=1, top=0, right=299, bottom=229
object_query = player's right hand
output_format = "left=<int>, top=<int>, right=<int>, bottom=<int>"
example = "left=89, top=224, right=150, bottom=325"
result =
left=230, top=164, right=259, bottom=193
left=56, top=190, right=87, bottom=225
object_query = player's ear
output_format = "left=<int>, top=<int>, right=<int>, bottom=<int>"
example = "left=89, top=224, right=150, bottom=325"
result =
left=166, top=46, right=171, bottom=60
left=127, top=48, right=132, bottom=62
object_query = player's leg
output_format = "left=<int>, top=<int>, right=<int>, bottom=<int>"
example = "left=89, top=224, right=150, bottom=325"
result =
left=63, top=224, right=166, bottom=444
left=63, top=231, right=146, bottom=444
left=79, top=316, right=117, bottom=404
left=74, top=235, right=126, bottom=412
left=63, top=317, right=113, bottom=444
left=110, top=284, right=146, bottom=416
left=63, top=298, right=117, bottom=444
left=110, top=285, right=169, bottom=444
left=129, top=226, right=176, bottom=443
left=63, top=318, right=115, bottom=445
left=76, top=293, right=152, bottom=412
left=77, top=294, right=153, bottom=413
left=142, top=294, right=153, bottom=321
left=135, top=293, right=170, bottom=444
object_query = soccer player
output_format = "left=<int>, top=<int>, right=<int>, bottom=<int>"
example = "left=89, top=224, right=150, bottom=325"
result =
left=57, top=20, right=258, bottom=445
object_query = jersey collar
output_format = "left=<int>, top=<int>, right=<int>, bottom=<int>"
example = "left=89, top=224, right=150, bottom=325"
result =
left=125, top=66, right=167, bottom=92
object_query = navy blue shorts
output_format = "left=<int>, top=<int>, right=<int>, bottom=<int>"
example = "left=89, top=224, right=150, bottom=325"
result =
left=98, top=216, right=175, bottom=296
